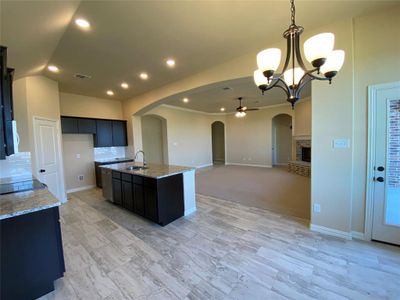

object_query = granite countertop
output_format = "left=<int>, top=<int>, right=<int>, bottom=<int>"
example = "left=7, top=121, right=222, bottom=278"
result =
left=94, top=157, right=134, bottom=164
left=100, top=162, right=195, bottom=179
left=0, top=188, right=61, bottom=220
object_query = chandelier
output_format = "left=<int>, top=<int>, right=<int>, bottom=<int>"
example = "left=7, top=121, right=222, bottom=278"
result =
left=253, top=0, right=345, bottom=108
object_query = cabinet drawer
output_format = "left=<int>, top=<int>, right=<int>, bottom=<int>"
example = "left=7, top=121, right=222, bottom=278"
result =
left=133, top=175, right=143, bottom=185
left=121, top=173, right=132, bottom=182
left=112, top=171, right=121, bottom=179
left=143, top=177, right=157, bottom=188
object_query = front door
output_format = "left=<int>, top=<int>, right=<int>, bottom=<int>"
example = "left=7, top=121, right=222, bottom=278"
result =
left=33, top=117, right=65, bottom=201
left=370, top=82, right=400, bottom=245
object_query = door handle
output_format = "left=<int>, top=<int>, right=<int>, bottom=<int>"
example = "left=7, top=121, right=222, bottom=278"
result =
left=39, top=169, right=46, bottom=173
left=377, top=166, right=385, bottom=172
left=375, top=177, right=384, bottom=182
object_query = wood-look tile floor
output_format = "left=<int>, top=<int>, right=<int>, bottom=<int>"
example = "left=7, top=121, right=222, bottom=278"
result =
left=40, top=188, right=400, bottom=300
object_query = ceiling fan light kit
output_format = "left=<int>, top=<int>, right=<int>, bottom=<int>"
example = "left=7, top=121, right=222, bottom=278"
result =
left=253, top=0, right=345, bottom=108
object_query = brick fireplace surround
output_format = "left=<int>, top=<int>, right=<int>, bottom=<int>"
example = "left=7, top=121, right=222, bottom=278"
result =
left=288, top=139, right=311, bottom=177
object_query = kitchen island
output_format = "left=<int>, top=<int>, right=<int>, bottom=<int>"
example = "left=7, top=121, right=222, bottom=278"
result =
left=101, top=162, right=196, bottom=226
left=0, top=181, right=65, bottom=300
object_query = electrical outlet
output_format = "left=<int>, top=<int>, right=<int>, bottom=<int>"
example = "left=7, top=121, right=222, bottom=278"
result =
left=313, top=203, right=321, bottom=213
left=76, top=154, right=81, bottom=159
left=78, top=175, right=84, bottom=181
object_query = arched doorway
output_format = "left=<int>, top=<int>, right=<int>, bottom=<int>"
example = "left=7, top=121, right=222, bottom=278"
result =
left=211, top=121, right=225, bottom=165
left=141, top=115, right=168, bottom=164
left=272, top=114, right=292, bottom=166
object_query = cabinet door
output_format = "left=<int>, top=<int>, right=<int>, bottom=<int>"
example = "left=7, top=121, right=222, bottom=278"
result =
left=95, top=120, right=113, bottom=147
left=144, top=186, right=158, bottom=222
left=122, top=180, right=134, bottom=211
left=78, top=118, right=96, bottom=134
left=112, top=120, right=127, bottom=146
left=112, top=178, right=122, bottom=205
left=3, top=69, right=14, bottom=156
left=133, top=183, right=144, bottom=216
left=61, top=117, right=78, bottom=134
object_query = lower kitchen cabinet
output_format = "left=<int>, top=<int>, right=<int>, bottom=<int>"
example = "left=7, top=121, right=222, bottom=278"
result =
left=110, top=172, right=184, bottom=226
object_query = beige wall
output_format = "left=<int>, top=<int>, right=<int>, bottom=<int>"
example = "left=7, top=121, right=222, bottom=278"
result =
left=62, top=134, right=96, bottom=190
left=60, top=92, right=123, bottom=120
left=272, top=114, right=292, bottom=165
left=12, top=78, right=29, bottom=152
left=211, top=121, right=225, bottom=162
left=141, top=115, right=165, bottom=164
left=294, top=98, right=311, bottom=137
left=226, top=105, right=293, bottom=166
left=122, top=5, right=400, bottom=235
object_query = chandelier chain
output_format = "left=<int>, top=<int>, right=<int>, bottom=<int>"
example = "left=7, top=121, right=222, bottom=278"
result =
left=290, top=0, right=296, bottom=25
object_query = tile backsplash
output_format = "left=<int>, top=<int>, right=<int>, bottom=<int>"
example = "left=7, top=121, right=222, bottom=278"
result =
left=94, top=146, right=127, bottom=161
left=0, top=152, right=32, bottom=180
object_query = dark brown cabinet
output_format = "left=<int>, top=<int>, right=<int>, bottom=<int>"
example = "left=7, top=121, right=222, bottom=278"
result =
left=95, top=120, right=113, bottom=147
left=0, top=46, right=15, bottom=159
left=60, top=116, right=127, bottom=148
left=110, top=171, right=184, bottom=226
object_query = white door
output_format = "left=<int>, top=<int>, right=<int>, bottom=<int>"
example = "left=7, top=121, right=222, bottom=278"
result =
left=370, top=82, right=400, bottom=245
left=33, top=117, right=65, bottom=201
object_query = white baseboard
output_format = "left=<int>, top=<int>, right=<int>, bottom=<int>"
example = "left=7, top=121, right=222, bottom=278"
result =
left=351, top=231, right=367, bottom=241
left=67, top=185, right=96, bottom=194
left=196, top=163, right=213, bottom=169
left=184, top=207, right=197, bottom=216
left=226, top=162, right=272, bottom=168
left=310, top=224, right=352, bottom=240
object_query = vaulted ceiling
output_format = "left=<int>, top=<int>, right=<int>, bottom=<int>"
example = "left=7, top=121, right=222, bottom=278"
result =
left=1, top=1, right=397, bottom=102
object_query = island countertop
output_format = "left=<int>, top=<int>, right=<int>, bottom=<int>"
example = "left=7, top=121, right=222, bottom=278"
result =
left=100, top=162, right=195, bottom=179
left=0, top=188, right=61, bottom=220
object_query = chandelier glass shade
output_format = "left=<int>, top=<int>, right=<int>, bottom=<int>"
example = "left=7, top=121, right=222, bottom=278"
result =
left=253, top=0, right=345, bottom=107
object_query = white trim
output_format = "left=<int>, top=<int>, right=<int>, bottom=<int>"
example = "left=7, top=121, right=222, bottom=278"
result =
left=196, top=163, right=213, bottom=169
left=184, top=207, right=197, bottom=216
left=293, top=135, right=311, bottom=140
left=310, top=224, right=352, bottom=240
left=351, top=231, right=366, bottom=241
left=365, top=81, right=400, bottom=242
left=67, top=185, right=96, bottom=194
left=226, top=162, right=272, bottom=168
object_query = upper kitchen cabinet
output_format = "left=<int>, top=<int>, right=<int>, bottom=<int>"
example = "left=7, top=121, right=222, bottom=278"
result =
left=0, top=46, right=15, bottom=159
left=78, top=118, right=96, bottom=134
left=95, top=119, right=113, bottom=147
left=112, top=120, right=127, bottom=146
left=60, top=117, right=78, bottom=134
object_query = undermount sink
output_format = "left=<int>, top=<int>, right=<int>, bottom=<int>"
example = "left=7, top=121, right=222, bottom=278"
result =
left=125, top=166, right=148, bottom=171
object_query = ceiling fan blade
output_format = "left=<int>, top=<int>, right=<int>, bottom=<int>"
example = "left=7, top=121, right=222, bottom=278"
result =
left=245, top=108, right=259, bottom=111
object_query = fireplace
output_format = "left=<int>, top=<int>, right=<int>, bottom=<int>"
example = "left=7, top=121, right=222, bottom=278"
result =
left=301, top=147, right=311, bottom=162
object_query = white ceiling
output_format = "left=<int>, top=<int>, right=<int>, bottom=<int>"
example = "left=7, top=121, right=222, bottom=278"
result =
left=163, top=77, right=311, bottom=113
left=1, top=1, right=397, bottom=100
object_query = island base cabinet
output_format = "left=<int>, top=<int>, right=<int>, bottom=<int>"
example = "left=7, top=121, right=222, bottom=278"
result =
left=0, top=207, right=65, bottom=300
left=111, top=172, right=184, bottom=226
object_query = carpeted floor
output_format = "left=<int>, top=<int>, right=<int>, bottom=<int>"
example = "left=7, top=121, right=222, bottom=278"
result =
left=196, top=165, right=311, bottom=220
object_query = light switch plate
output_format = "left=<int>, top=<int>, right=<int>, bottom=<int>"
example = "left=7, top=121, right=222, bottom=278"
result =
left=333, top=139, right=350, bottom=149
left=313, top=203, right=321, bottom=213
left=76, top=154, right=81, bottom=159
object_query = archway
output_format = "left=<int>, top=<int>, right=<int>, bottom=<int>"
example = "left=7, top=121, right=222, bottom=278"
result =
left=271, top=114, right=292, bottom=166
left=211, top=121, right=225, bottom=165
left=141, top=115, right=168, bottom=164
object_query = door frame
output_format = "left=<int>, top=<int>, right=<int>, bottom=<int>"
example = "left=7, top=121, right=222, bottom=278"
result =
left=32, top=116, right=67, bottom=203
left=365, top=81, right=400, bottom=241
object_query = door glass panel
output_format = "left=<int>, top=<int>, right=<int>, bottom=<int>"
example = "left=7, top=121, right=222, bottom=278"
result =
left=385, top=99, right=400, bottom=226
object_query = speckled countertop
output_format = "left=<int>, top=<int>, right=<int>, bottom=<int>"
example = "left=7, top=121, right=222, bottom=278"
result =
left=100, top=162, right=195, bottom=179
left=0, top=188, right=61, bottom=220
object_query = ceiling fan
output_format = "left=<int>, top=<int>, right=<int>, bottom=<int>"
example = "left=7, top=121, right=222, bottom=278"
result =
left=235, top=97, right=259, bottom=118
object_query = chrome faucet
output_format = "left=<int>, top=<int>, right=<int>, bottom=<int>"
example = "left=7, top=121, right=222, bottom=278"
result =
left=134, top=150, right=147, bottom=167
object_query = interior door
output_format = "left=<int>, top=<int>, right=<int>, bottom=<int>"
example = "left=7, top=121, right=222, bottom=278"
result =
left=34, top=117, right=64, bottom=201
left=371, top=83, right=400, bottom=245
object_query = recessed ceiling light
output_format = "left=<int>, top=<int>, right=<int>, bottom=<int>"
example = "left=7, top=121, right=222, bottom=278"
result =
left=121, top=82, right=129, bottom=89
left=75, top=18, right=90, bottom=29
left=47, top=65, right=59, bottom=73
left=183, top=97, right=189, bottom=103
left=220, top=107, right=225, bottom=112
left=106, top=90, right=114, bottom=96
left=139, top=72, right=149, bottom=80
left=166, top=59, right=175, bottom=67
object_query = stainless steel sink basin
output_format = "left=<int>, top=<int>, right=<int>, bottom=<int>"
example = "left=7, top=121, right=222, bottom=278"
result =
left=125, top=166, right=148, bottom=171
